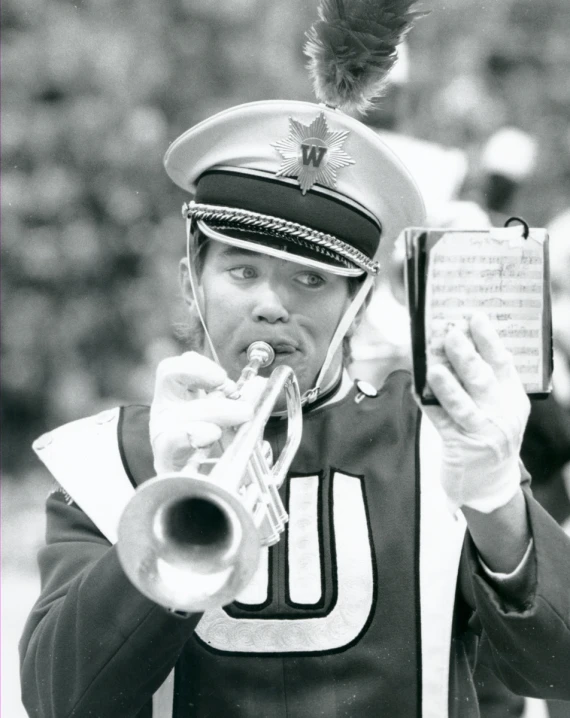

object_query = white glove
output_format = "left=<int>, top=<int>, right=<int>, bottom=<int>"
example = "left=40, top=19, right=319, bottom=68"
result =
left=420, top=313, right=530, bottom=514
left=149, top=351, right=265, bottom=475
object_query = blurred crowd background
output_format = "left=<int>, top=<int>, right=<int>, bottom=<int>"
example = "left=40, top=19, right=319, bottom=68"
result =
left=4, top=0, right=570, bottom=479
left=2, top=0, right=570, bottom=716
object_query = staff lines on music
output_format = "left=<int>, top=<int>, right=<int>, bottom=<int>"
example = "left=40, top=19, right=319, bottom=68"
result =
left=430, top=298, right=542, bottom=308
left=432, top=254, right=542, bottom=265
left=430, top=283, right=542, bottom=294
left=431, top=269, right=543, bottom=280
left=425, top=237, right=545, bottom=391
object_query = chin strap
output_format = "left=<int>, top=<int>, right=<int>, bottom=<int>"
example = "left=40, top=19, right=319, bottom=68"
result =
left=186, top=215, right=220, bottom=364
left=186, top=215, right=375, bottom=406
left=303, top=273, right=375, bottom=404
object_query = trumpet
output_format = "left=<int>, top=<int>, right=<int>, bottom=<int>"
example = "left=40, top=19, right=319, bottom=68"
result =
left=117, top=342, right=302, bottom=612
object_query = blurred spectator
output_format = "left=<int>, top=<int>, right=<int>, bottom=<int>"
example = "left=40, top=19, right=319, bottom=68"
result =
left=479, top=127, right=538, bottom=219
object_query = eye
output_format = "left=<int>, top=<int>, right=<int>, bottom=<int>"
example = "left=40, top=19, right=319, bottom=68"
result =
left=296, top=271, right=326, bottom=288
left=228, top=266, right=258, bottom=280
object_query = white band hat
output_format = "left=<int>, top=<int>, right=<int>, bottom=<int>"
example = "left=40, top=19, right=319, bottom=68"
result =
left=164, top=100, right=425, bottom=277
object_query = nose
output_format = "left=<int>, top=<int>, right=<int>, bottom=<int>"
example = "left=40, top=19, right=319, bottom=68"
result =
left=251, top=281, right=290, bottom=324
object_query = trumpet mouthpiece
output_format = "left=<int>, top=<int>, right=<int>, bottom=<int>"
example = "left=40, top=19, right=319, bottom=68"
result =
left=246, top=341, right=275, bottom=368
left=233, top=341, right=276, bottom=393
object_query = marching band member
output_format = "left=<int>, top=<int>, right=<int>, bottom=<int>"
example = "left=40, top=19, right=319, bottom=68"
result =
left=20, top=2, right=570, bottom=716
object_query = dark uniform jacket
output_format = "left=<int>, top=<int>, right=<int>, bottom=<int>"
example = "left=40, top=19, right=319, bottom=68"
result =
left=20, top=371, right=570, bottom=718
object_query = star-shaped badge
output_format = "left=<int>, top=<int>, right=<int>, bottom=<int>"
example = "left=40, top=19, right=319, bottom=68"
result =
left=272, top=113, right=355, bottom=194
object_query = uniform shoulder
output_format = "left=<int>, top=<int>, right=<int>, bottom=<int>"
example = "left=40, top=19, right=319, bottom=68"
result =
left=32, top=405, right=151, bottom=453
left=32, top=407, right=122, bottom=456
left=32, top=406, right=145, bottom=544
left=32, top=404, right=153, bottom=491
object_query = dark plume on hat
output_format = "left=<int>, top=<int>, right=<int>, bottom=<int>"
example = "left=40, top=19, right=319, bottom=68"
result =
left=304, top=0, right=427, bottom=114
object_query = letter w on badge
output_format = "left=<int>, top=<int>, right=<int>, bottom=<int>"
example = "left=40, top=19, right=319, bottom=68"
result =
left=301, top=142, right=327, bottom=168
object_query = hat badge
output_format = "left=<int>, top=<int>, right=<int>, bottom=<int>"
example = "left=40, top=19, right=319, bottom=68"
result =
left=272, top=112, right=355, bottom=195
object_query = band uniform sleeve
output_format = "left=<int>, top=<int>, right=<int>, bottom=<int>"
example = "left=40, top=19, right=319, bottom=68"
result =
left=458, top=490, right=570, bottom=701
left=19, top=489, right=201, bottom=718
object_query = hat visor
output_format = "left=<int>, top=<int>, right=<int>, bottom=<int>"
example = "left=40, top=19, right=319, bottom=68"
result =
left=196, top=220, right=365, bottom=278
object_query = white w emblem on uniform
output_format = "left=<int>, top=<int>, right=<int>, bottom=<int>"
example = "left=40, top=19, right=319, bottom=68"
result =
left=196, top=472, right=375, bottom=653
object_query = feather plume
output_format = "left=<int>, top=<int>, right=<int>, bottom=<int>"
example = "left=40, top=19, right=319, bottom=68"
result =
left=305, top=0, right=427, bottom=113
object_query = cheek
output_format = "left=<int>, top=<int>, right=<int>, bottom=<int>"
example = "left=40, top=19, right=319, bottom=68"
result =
left=200, top=278, right=237, bottom=334
left=305, top=290, right=350, bottom=343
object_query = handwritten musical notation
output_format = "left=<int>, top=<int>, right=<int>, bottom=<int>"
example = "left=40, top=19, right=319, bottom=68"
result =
left=431, top=268, right=543, bottom=281
left=432, top=253, right=541, bottom=265
left=424, top=230, right=546, bottom=394
left=431, top=297, right=541, bottom=308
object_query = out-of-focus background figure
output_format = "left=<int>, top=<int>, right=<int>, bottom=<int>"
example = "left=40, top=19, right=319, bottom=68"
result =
left=477, top=126, right=538, bottom=223
left=548, top=209, right=570, bottom=421
left=3, top=1, right=570, bottom=716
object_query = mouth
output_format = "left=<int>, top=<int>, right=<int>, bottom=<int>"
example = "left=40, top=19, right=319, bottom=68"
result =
left=271, top=343, right=298, bottom=357
left=241, top=340, right=299, bottom=364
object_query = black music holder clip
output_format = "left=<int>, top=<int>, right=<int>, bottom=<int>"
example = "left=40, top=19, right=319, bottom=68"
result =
left=504, top=216, right=530, bottom=239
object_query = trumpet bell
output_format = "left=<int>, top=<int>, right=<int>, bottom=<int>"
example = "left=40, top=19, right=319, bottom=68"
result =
left=118, top=473, right=261, bottom=612
left=117, top=347, right=302, bottom=613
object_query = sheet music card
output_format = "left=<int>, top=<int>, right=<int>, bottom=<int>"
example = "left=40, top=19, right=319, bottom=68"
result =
left=403, top=225, right=553, bottom=405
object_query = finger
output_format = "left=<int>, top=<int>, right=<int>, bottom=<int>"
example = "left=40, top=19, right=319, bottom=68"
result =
left=151, top=421, right=222, bottom=468
left=153, top=397, right=254, bottom=428
left=237, top=376, right=268, bottom=407
left=155, top=352, right=237, bottom=400
left=186, top=421, right=223, bottom=448
left=427, top=363, right=487, bottom=433
left=152, top=428, right=195, bottom=473
left=468, top=312, right=515, bottom=381
left=443, top=327, right=497, bottom=401
left=411, top=389, right=453, bottom=432
left=151, top=422, right=223, bottom=472
left=190, top=397, right=254, bottom=426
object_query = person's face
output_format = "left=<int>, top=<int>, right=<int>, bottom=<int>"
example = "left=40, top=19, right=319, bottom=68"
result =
left=182, top=242, right=351, bottom=396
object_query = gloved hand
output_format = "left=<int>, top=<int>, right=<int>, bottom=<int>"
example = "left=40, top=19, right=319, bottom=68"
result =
left=149, top=351, right=265, bottom=474
left=420, top=313, right=530, bottom=514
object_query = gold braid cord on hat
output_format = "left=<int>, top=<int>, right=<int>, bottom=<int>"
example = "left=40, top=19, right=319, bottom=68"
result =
left=184, top=201, right=380, bottom=275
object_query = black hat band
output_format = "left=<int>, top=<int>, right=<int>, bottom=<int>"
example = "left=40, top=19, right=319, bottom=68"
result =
left=194, top=169, right=382, bottom=261
left=185, top=202, right=379, bottom=275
